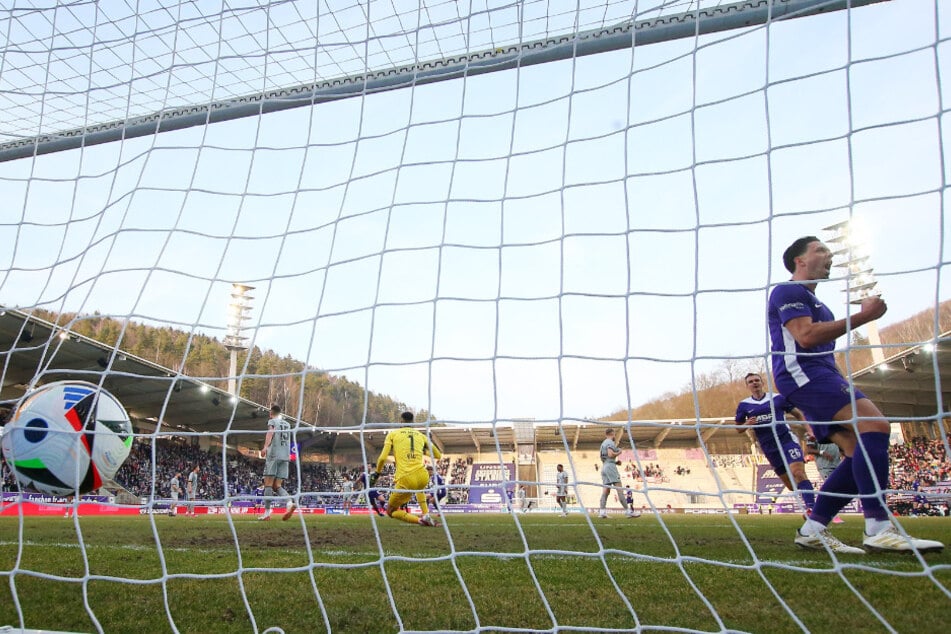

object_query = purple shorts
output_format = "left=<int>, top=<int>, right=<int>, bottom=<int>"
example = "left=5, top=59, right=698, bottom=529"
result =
left=786, top=372, right=867, bottom=443
left=762, top=437, right=805, bottom=477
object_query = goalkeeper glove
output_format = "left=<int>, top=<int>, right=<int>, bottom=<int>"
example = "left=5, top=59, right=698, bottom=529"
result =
left=368, top=472, right=379, bottom=488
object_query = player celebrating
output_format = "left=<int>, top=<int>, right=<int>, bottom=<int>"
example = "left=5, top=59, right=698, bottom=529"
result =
left=372, top=411, right=440, bottom=527
left=425, top=464, right=448, bottom=512
left=735, top=372, right=816, bottom=513
left=555, top=463, right=569, bottom=516
left=258, top=404, right=296, bottom=521
left=598, top=428, right=640, bottom=519
left=770, top=236, right=943, bottom=554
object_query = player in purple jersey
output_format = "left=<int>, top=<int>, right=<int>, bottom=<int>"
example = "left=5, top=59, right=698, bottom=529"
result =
left=425, top=465, right=448, bottom=512
left=359, top=470, right=386, bottom=516
left=768, top=236, right=943, bottom=555
left=735, top=373, right=815, bottom=512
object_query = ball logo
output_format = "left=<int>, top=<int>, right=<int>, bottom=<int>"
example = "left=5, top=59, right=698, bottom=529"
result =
left=24, top=418, right=49, bottom=443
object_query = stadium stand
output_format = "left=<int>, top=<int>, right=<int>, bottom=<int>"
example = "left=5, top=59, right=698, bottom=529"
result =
left=4, top=430, right=948, bottom=516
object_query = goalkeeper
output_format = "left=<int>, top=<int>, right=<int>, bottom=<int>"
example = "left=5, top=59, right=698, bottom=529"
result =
left=371, top=411, right=441, bottom=527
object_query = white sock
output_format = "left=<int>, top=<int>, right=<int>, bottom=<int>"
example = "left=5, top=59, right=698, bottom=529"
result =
left=865, top=518, right=891, bottom=536
left=800, top=518, right=827, bottom=536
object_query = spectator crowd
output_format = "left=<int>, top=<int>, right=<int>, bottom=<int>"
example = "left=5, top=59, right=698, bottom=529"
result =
left=888, top=437, right=951, bottom=516
left=624, top=461, right=665, bottom=481
left=1, top=437, right=475, bottom=507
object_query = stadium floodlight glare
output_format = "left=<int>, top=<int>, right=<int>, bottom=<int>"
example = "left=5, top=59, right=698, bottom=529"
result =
left=224, top=284, right=255, bottom=395
left=824, top=219, right=885, bottom=364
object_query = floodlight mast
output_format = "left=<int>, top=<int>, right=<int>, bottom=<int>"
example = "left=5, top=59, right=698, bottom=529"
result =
left=824, top=220, right=884, bottom=365
left=224, top=284, right=255, bottom=396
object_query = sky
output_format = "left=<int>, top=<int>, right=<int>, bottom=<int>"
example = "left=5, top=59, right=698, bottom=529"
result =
left=0, top=0, right=948, bottom=425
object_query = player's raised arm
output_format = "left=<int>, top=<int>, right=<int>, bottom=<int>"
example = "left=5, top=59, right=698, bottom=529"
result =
left=375, top=432, right=394, bottom=475
left=782, top=298, right=886, bottom=349
left=734, top=404, right=751, bottom=432
left=427, top=437, right=442, bottom=461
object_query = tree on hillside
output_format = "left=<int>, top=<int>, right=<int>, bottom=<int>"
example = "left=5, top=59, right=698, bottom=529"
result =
left=28, top=309, right=421, bottom=428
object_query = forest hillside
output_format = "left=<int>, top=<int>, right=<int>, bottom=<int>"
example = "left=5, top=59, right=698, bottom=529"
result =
left=605, top=301, right=951, bottom=422
left=33, top=309, right=425, bottom=428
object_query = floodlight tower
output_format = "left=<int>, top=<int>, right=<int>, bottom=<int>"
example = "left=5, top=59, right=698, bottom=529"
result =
left=823, top=220, right=885, bottom=365
left=224, top=284, right=255, bottom=395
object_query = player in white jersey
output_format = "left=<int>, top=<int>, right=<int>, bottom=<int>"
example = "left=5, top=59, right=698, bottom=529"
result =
left=555, top=464, right=569, bottom=516
left=804, top=433, right=844, bottom=524
left=186, top=466, right=200, bottom=517
left=169, top=472, right=182, bottom=517
left=515, top=485, right=530, bottom=513
left=341, top=476, right=354, bottom=515
left=259, top=405, right=295, bottom=520
left=598, top=428, right=639, bottom=519
left=805, top=433, right=843, bottom=481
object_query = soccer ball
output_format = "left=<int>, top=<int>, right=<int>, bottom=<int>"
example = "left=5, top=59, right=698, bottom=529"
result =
left=1, top=381, right=133, bottom=496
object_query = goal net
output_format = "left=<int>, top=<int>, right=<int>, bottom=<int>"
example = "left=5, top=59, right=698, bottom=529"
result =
left=1, top=0, right=949, bottom=632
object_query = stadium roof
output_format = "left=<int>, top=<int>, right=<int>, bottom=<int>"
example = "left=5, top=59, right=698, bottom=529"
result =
left=3, top=307, right=943, bottom=455
left=852, top=332, right=951, bottom=420
left=0, top=308, right=270, bottom=441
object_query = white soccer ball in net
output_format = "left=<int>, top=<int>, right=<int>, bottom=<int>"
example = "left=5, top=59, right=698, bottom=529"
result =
left=1, top=381, right=133, bottom=496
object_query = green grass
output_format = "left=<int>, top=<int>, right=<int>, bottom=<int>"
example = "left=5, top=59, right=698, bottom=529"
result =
left=1, top=513, right=949, bottom=633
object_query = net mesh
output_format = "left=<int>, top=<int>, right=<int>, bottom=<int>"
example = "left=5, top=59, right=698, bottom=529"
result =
left=1, top=0, right=949, bottom=632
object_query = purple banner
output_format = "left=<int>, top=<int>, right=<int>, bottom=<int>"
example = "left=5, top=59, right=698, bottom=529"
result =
left=755, top=464, right=787, bottom=504
left=754, top=466, right=863, bottom=514
left=469, top=463, right=515, bottom=483
left=468, top=463, right=515, bottom=505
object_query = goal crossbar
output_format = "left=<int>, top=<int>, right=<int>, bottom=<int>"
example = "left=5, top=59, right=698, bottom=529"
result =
left=0, top=0, right=886, bottom=163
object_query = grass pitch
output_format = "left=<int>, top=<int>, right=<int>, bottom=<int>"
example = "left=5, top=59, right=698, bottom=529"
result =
left=1, top=512, right=949, bottom=633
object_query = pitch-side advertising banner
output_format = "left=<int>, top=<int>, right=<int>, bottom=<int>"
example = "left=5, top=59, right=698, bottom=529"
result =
left=467, top=463, right=515, bottom=505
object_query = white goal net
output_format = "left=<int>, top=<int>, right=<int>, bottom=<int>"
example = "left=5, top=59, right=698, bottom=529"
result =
left=1, top=0, right=949, bottom=632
